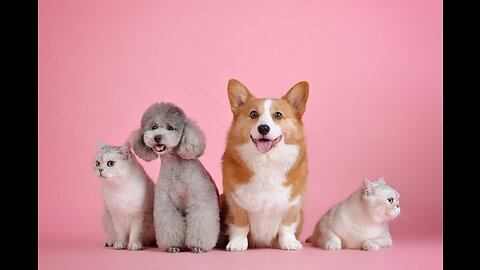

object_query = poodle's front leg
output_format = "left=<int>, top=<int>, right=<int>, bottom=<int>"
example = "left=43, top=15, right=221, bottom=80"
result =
left=153, top=190, right=186, bottom=252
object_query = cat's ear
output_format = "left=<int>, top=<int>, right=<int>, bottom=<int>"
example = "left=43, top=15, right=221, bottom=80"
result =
left=119, top=141, right=131, bottom=160
left=177, top=118, right=205, bottom=160
left=130, top=129, right=158, bottom=162
left=362, top=178, right=375, bottom=196
left=96, top=139, right=106, bottom=149
left=375, top=177, right=386, bottom=185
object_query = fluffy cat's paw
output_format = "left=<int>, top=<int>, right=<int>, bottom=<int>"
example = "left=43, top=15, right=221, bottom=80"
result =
left=191, top=247, right=204, bottom=253
left=167, top=246, right=182, bottom=253
left=113, top=241, right=127, bottom=250
left=279, top=238, right=303, bottom=251
left=226, top=238, right=248, bottom=252
left=325, top=241, right=341, bottom=251
left=104, top=239, right=113, bottom=247
left=127, top=242, right=143, bottom=251
left=363, top=241, right=381, bottom=251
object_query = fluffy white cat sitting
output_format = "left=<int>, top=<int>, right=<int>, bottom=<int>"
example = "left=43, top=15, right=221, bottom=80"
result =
left=93, top=140, right=155, bottom=250
left=306, top=177, right=400, bottom=251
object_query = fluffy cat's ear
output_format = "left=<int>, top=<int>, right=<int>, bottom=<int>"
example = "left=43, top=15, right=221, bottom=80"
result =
left=96, top=139, right=106, bottom=149
left=375, top=177, right=386, bottom=185
left=362, top=178, right=375, bottom=196
left=227, top=79, right=254, bottom=114
left=130, top=129, right=158, bottom=162
left=119, top=141, right=131, bottom=160
left=177, top=118, right=205, bottom=160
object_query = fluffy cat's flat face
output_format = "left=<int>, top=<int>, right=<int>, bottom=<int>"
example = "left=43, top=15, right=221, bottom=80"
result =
left=362, top=178, right=400, bottom=223
left=141, top=103, right=186, bottom=156
left=93, top=144, right=130, bottom=179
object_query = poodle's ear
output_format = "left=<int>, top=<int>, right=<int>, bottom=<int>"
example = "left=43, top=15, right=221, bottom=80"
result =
left=118, top=141, right=131, bottom=160
left=177, top=119, right=205, bottom=160
left=130, top=129, right=158, bottom=162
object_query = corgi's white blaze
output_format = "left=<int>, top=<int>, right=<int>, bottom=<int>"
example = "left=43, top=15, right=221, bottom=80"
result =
left=234, top=138, right=301, bottom=247
left=250, top=99, right=282, bottom=140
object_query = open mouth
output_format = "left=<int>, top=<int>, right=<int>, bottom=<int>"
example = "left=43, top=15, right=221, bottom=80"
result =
left=153, top=144, right=167, bottom=153
left=250, top=135, right=282, bottom=154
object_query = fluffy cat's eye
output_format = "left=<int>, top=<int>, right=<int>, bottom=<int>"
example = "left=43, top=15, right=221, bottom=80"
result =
left=166, top=124, right=174, bottom=131
left=387, top=198, right=394, bottom=203
left=152, top=125, right=158, bottom=130
left=274, top=112, right=283, bottom=120
left=107, top=161, right=115, bottom=167
left=95, top=161, right=100, bottom=167
left=250, top=111, right=259, bottom=119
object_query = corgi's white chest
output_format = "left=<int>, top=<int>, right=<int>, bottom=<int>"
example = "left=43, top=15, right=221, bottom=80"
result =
left=234, top=141, right=301, bottom=246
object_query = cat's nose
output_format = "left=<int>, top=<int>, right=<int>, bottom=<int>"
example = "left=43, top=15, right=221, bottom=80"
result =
left=98, top=169, right=103, bottom=172
left=154, top=135, right=162, bottom=143
left=396, top=204, right=400, bottom=208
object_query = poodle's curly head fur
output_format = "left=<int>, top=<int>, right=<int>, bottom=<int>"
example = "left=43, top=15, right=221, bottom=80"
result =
left=131, top=102, right=206, bottom=161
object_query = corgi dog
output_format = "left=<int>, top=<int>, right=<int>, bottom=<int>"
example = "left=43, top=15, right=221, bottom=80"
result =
left=221, top=79, right=309, bottom=251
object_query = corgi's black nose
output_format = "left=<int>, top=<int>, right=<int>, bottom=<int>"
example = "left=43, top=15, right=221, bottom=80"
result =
left=154, top=135, right=162, bottom=143
left=258, top=125, right=270, bottom=135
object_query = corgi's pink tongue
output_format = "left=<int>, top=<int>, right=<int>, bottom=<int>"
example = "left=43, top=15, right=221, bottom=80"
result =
left=256, top=140, right=273, bottom=153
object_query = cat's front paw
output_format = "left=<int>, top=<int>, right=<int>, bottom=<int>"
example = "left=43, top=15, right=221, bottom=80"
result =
left=363, top=241, right=381, bottom=251
left=127, top=242, right=143, bottom=251
left=113, top=241, right=127, bottom=250
left=325, top=240, right=341, bottom=251
left=167, top=246, right=182, bottom=253
left=104, top=239, right=113, bottom=247
left=191, top=247, right=204, bottom=253
left=226, top=237, right=248, bottom=252
left=279, top=238, right=303, bottom=251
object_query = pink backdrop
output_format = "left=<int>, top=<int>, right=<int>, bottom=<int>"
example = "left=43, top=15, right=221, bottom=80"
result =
left=38, top=0, right=442, bottom=258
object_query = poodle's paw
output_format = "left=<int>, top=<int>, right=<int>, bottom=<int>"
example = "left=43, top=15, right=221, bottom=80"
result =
left=113, top=241, right=127, bottom=250
left=104, top=239, right=113, bottom=247
left=191, top=247, right=204, bottom=253
left=325, top=240, right=341, bottom=251
left=363, top=240, right=381, bottom=251
left=167, top=246, right=182, bottom=253
left=279, top=238, right=303, bottom=251
left=127, top=242, right=143, bottom=251
left=226, top=238, right=248, bottom=252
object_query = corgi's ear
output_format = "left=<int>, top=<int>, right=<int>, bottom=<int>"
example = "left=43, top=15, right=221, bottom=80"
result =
left=227, top=79, right=254, bottom=114
left=282, top=81, right=309, bottom=117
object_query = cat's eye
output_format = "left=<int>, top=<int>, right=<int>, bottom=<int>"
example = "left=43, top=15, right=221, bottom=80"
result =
left=95, top=161, right=100, bottom=167
left=387, top=198, right=394, bottom=203
left=166, top=124, right=174, bottom=131
left=152, top=125, right=158, bottom=130
left=107, top=161, right=115, bottom=167
left=274, top=112, right=283, bottom=120
left=250, top=111, right=259, bottom=119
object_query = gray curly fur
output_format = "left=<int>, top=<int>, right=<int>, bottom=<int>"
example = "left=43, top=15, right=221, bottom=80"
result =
left=131, top=102, right=220, bottom=253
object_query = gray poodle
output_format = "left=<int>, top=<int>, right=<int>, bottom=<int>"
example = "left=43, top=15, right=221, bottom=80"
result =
left=131, top=102, right=220, bottom=253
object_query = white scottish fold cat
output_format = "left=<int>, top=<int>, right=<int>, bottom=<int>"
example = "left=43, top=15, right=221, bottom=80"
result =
left=93, top=140, right=155, bottom=250
left=306, top=177, right=400, bottom=251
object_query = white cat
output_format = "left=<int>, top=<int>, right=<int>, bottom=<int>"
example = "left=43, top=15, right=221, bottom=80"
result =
left=306, top=177, right=400, bottom=251
left=93, top=140, right=155, bottom=251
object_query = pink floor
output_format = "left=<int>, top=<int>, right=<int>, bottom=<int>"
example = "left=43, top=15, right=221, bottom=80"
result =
left=39, top=236, right=442, bottom=270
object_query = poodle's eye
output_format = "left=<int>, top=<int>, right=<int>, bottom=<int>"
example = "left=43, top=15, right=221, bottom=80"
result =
left=95, top=161, right=100, bottom=167
left=166, top=124, right=174, bottom=131
left=107, top=161, right=115, bottom=167
left=387, top=198, right=394, bottom=203
left=250, top=111, right=259, bottom=119
left=274, top=112, right=283, bottom=120
left=151, top=125, right=158, bottom=130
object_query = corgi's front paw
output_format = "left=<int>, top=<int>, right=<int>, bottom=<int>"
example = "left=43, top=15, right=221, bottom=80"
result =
left=279, top=238, right=303, bottom=251
left=226, top=238, right=248, bottom=252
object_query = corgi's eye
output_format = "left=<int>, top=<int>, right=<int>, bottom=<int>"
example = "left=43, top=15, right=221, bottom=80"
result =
left=387, top=198, right=394, bottom=203
left=166, top=124, right=174, bottom=131
left=274, top=112, right=283, bottom=120
left=152, top=125, right=158, bottom=130
left=95, top=161, right=100, bottom=167
left=107, top=161, right=115, bottom=167
left=250, top=111, right=259, bottom=119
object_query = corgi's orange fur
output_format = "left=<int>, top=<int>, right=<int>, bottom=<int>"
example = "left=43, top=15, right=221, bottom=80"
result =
left=221, top=79, right=309, bottom=251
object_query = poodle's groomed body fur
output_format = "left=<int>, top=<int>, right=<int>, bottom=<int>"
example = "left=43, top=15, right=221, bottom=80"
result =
left=131, top=102, right=220, bottom=253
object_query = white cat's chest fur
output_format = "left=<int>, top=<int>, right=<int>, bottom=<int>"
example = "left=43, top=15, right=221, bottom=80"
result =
left=102, top=176, right=147, bottom=216
left=234, top=141, right=301, bottom=246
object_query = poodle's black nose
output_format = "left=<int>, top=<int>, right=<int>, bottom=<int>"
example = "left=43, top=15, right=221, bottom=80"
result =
left=154, top=135, right=162, bottom=143
left=258, top=125, right=270, bottom=135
